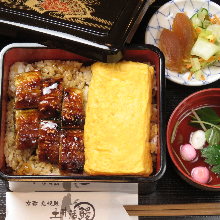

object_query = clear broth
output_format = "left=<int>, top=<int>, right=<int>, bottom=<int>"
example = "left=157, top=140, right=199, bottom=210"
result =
left=172, top=105, right=220, bottom=186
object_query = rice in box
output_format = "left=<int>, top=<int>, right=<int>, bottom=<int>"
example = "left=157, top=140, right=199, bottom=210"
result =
left=4, top=60, right=158, bottom=175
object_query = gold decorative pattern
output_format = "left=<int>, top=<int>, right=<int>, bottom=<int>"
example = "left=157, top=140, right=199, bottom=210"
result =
left=73, top=18, right=110, bottom=30
left=1, top=0, right=113, bottom=30
left=25, top=0, right=92, bottom=18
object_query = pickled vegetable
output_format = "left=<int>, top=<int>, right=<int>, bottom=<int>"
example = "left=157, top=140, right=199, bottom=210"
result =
left=172, top=13, right=197, bottom=58
left=159, top=13, right=196, bottom=72
left=159, top=29, right=184, bottom=72
left=159, top=10, right=220, bottom=80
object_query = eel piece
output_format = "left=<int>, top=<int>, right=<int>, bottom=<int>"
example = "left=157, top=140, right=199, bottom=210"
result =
left=15, top=71, right=41, bottom=109
left=38, top=120, right=60, bottom=164
left=39, top=78, right=63, bottom=120
left=61, top=88, right=85, bottom=129
left=15, top=109, right=39, bottom=150
left=60, top=129, right=84, bottom=174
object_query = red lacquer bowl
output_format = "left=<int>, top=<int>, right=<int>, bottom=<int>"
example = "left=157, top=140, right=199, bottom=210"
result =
left=167, top=88, right=220, bottom=191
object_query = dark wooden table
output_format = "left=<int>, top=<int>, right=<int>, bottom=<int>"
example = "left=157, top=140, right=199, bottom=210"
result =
left=135, top=1, right=220, bottom=219
left=0, top=0, right=220, bottom=219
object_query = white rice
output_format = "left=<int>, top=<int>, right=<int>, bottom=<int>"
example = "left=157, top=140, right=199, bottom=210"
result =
left=5, top=60, right=92, bottom=175
left=4, top=60, right=158, bottom=175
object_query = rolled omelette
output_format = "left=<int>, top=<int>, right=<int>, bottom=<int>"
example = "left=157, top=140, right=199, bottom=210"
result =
left=84, top=61, right=154, bottom=176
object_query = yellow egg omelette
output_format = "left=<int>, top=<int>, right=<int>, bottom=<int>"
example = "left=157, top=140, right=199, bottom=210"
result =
left=84, top=61, right=154, bottom=176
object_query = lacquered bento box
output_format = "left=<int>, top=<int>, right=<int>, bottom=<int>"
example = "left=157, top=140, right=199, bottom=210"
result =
left=0, top=0, right=155, bottom=61
left=0, top=43, right=166, bottom=189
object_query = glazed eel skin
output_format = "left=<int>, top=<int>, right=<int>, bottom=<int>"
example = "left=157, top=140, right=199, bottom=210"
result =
left=14, top=71, right=85, bottom=174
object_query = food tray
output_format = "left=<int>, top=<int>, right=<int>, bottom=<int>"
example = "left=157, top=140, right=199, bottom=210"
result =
left=0, top=0, right=219, bottom=218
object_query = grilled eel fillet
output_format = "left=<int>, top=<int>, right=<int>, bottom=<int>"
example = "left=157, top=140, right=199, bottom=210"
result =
left=14, top=71, right=85, bottom=174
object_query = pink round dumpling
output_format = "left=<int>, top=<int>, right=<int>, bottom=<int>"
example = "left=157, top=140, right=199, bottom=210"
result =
left=191, top=166, right=210, bottom=184
left=180, top=144, right=197, bottom=161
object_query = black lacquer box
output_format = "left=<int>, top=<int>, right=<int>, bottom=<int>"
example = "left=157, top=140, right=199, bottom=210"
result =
left=0, top=0, right=154, bottom=61
left=0, top=43, right=166, bottom=193
left=0, top=0, right=166, bottom=193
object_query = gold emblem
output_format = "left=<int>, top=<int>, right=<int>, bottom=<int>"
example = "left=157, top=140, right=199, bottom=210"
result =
left=25, top=0, right=92, bottom=19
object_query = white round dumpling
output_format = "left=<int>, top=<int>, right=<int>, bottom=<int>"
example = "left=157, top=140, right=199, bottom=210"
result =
left=189, top=130, right=206, bottom=149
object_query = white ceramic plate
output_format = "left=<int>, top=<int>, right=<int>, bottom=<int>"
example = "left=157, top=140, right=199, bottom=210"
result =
left=145, top=0, right=220, bottom=86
